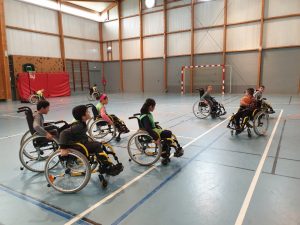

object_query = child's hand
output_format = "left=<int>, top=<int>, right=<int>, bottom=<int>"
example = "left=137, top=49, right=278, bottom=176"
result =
left=60, top=149, right=70, bottom=156
left=46, top=132, right=53, bottom=140
left=154, top=139, right=160, bottom=145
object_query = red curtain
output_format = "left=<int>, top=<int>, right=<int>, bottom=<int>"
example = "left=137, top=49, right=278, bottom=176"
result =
left=17, top=72, right=71, bottom=100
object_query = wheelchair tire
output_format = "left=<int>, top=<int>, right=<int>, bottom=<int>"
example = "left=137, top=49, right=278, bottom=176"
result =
left=20, top=130, right=32, bottom=146
left=88, top=118, right=116, bottom=143
left=19, top=135, right=59, bottom=172
left=29, top=95, right=39, bottom=105
left=253, top=111, right=269, bottom=136
left=192, top=100, right=211, bottom=119
left=45, top=149, right=91, bottom=193
left=127, top=130, right=162, bottom=166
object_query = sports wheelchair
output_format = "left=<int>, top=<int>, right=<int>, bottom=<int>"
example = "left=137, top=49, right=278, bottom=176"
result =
left=86, top=104, right=128, bottom=143
left=127, top=113, right=183, bottom=166
left=88, top=89, right=100, bottom=101
left=17, top=107, right=68, bottom=172
left=193, top=88, right=226, bottom=119
left=45, top=142, right=123, bottom=193
left=29, top=91, right=45, bottom=105
left=227, top=100, right=269, bottom=138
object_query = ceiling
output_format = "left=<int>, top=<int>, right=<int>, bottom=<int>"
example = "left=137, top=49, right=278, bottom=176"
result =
left=65, top=0, right=116, bottom=13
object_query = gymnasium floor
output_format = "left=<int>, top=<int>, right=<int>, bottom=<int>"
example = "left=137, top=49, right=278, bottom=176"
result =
left=0, top=93, right=299, bottom=225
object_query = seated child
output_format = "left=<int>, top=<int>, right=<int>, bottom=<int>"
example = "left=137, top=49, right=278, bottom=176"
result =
left=254, top=85, right=275, bottom=114
left=90, top=84, right=99, bottom=96
left=139, top=98, right=183, bottom=159
left=59, top=105, right=123, bottom=176
left=96, top=94, right=129, bottom=137
left=234, top=88, right=256, bottom=132
left=202, top=85, right=225, bottom=118
left=36, top=89, right=45, bottom=99
left=33, top=100, right=68, bottom=140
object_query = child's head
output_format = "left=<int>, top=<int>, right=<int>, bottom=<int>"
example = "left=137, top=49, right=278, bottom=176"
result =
left=258, top=85, right=265, bottom=92
left=206, top=85, right=213, bottom=93
left=246, top=88, right=255, bottom=96
left=37, top=100, right=50, bottom=114
left=99, top=94, right=108, bottom=105
left=72, top=105, right=91, bottom=122
left=93, top=84, right=97, bottom=87
left=141, top=98, right=156, bottom=114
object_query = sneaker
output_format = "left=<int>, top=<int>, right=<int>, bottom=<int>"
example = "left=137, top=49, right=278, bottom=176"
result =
left=105, top=163, right=123, bottom=176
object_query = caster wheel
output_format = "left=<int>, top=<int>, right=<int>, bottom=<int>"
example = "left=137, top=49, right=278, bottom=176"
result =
left=162, top=158, right=169, bottom=165
left=116, top=137, right=121, bottom=142
left=231, top=130, right=233, bottom=136
left=247, top=129, right=252, bottom=138
left=128, top=158, right=132, bottom=162
left=102, top=180, right=108, bottom=188
left=20, top=167, right=24, bottom=170
left=47, top=184, right=51, bottom=187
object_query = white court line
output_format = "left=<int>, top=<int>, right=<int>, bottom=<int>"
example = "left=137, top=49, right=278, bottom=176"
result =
left=176, top=135, right=194, bottom=140
left=234, top=109, right=283, bottom=225
left=1, top=114, right=25, bottom=119
left=0, top=133, right=24, bottom=140
left=65, top=117, right=230, bottom=225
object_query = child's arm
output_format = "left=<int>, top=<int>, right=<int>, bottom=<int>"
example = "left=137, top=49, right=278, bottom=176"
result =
left=100, top=107, right=113, bottom=125
left=141, top=117, right=159, bottom=141
left=33, top=114, right=52, bottom=139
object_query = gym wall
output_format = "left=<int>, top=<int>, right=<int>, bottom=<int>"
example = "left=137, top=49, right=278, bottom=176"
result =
left=102, top=0, right=300, bottom=94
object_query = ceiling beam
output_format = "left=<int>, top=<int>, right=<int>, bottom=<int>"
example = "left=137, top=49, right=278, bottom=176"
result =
left=62, top=0, right=116, bottom=2
left=62, top=1, right=100, bottom=14
left=101, top=2, right=117, bottom=15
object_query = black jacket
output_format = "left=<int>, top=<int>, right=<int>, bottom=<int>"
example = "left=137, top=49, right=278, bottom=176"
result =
left=59, top=121, right=88, bottom=148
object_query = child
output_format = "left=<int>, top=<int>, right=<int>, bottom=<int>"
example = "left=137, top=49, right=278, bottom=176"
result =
left=202, top=85, right=226, bottom=118
left=234, top=88, right=256, bottom=132
left=36, top=89, right=45, bottom=99
left=254, top=85, right=275, bottom=114
left=33, top=100, right=54, bottom=140
left=90, top=84, right=98, bottom=96
left=96, top=94, right=129, bottom=140
left=140, top=98, right=183, bottom=159
left=33, top=100, right=68, bottom=140
left=59, top=105, right=123, bottom=176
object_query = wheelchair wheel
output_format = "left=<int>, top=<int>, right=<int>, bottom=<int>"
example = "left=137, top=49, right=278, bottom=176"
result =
left=193, top=100, right=211, bottom=119
left=45, top=149, right=91, bottom=193
left=253, top=111, right=269, bottom=136
left=19, top=135, right=59, bottom=172
left=88, top=119, right=116, bottom=143
left=29, top=95, right=39, bottom=105
left=128, top=131, right=161, bottom=166
left=20, top=130, right=32, bottom=146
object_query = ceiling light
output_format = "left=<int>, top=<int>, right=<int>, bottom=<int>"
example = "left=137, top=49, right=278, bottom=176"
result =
left=145, top=0, right=155, bottom=9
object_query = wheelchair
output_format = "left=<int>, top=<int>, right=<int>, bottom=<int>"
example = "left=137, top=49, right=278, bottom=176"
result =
left=86, top=104, right=128, bottom=143
left=193, top=88, right=226, bottom=119
left=127, top=113, right=183, bottom=166
left=29, top=92, right=45, bottom=105
left=45, top=142, right=123, bottom=193
left=17, top=107, right=68, bottom=172
left=87, top=89, right=100, bottom=101
left=227, top=101, right=269, bottom=138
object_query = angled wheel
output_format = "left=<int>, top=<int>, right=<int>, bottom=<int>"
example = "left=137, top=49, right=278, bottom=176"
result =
left=128, top=131, right=161, bottom=166
left=29, top=95, right=39, bottom=105
left=20, top=130, right=32, bottom=146
left=19, top=135, right=59, bottom=172
left=45, top=149, right=91, bottom=193
left=253, top=111, right=269, bottom=136
left=193, top=100, right=211, bottom=119
left=88, top=118, right=116, bottom=143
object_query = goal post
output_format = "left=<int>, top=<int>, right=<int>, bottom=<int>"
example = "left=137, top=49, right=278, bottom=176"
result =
left=181, top=64, right=228, bottom=95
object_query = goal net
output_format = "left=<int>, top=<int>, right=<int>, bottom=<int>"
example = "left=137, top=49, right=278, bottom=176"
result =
left=181, top=64, right=232, bottom=95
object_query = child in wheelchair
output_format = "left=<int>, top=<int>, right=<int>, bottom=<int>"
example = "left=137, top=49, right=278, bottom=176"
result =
left=96, top=94, right=130, bottom=140
left=140, top=98, right=183, bottom=164
left=229, top=88, right=257, bottom=134
left=59, top=105, right=123, bottom=176
left=254, top=85, right=275, bottom=114
left=89, top=84, right=99, bottom=96
left=201, top=85, right=226, bottom=118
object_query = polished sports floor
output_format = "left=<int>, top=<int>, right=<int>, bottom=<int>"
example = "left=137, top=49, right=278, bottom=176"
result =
left=0, top=93, right=299, bottom=225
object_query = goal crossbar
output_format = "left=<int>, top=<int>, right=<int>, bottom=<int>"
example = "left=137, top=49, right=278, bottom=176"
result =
left=181, top=64, right=225, bottom=95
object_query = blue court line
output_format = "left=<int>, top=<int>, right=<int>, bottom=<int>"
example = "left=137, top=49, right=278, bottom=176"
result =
left=111, top=131, right=227, bottom=225
left=0, top=184, right=92, bottom=225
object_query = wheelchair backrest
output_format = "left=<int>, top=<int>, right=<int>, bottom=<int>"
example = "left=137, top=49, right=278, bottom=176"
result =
left=199, top=88, right=205, bottom=97
left=86, top=104, right=99, bottom=118
left=129, top=113, right=143, bottom=129
left=17, top=107, right=35, bottom=134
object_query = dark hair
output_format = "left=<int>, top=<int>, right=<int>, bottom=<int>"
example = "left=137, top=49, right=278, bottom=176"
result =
left=72, top=105, right=88, bottom=121
left=37, top=100, right=50, bottom=110
left=140, top=98, right=156, bottom=114
left=260, top=85, right=265, bottom=89
left=247, top=88, right=255, bottom=96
